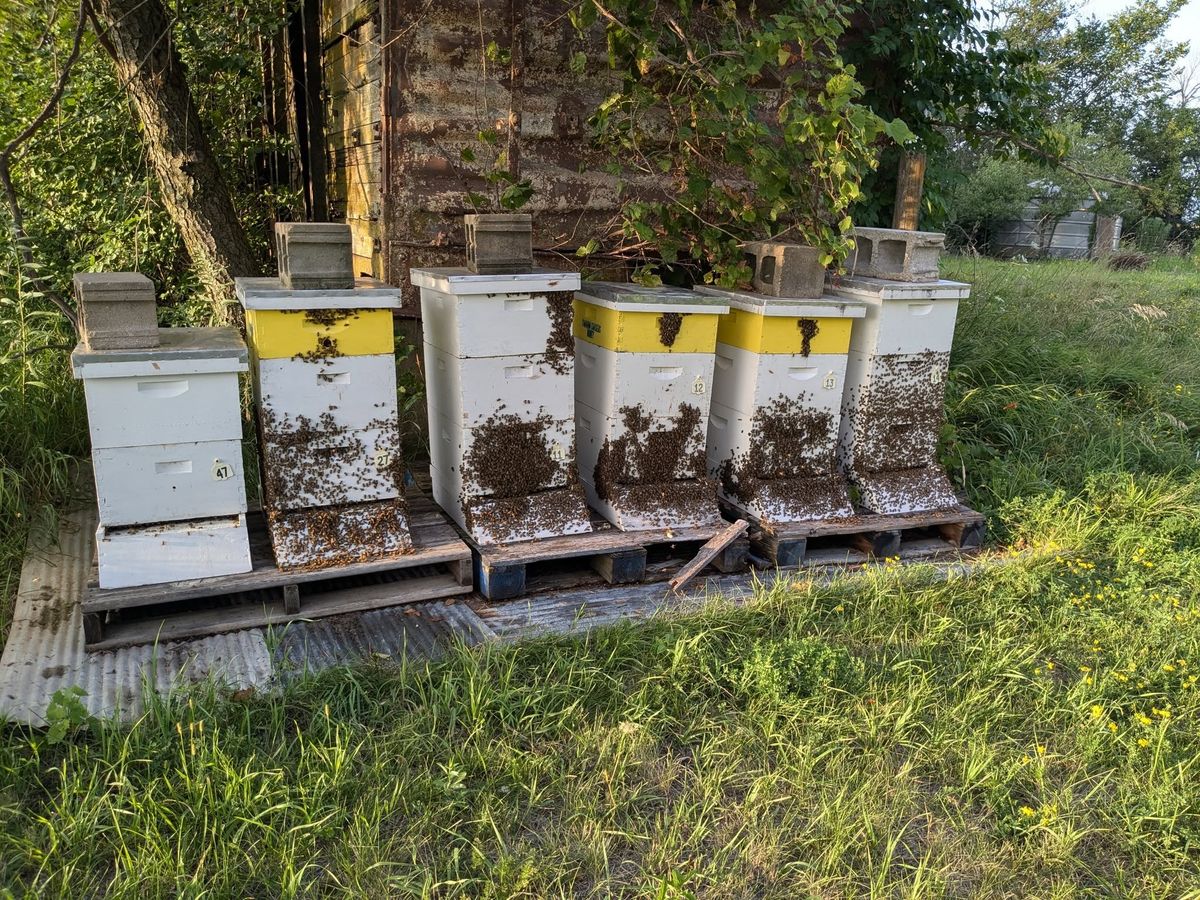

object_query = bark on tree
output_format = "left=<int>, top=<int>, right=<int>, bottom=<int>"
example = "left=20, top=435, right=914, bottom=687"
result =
left=88, top=0, right=260, bottom=311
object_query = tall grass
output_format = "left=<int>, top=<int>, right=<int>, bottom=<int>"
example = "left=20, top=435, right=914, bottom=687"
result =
left=2, top=256, right=1200, bottom=895
left=0, top=272, right=87, bottom=642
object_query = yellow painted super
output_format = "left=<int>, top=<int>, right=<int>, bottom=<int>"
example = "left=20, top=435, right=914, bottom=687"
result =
left=573, top=300, right=720, bottom=353
left=245, top=308, right=394, bottom=359
left=716, top=307, right=853, bottom=355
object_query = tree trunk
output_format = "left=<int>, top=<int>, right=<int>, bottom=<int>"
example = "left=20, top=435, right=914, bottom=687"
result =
left=89, top=0, right=260, bottom=313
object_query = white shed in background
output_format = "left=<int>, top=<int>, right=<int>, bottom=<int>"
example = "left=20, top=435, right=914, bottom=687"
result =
left=993, top=194, right=1123, bottom=260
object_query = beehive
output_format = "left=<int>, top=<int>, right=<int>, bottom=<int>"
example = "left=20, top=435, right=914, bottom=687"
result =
left=695, top=286, right=866, bottom=523
left=72, top=327, right=252, bottom=588
left=573, top=283, right=730, bottom=531
left=410, top=267, right=592, bottom=546
left=828, top=274, right=971, bottom=514
left=235, top=276, right=412, bottom=569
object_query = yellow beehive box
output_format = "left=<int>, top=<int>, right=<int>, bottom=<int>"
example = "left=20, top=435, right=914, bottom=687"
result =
left=235, top=276, right=401, bottom=360
left=573, top=295, right=722, bottom=354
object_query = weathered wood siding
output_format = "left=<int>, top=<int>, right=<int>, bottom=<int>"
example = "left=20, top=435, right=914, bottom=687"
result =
left=322, top=0, right=384, bottom=278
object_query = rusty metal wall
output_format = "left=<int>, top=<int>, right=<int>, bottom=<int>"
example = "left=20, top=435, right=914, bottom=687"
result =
left=377, top=0, right=637, bottom=310
left=319, top=0, right=653, bottom=311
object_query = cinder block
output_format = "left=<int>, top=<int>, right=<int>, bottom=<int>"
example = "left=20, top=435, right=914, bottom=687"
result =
left=845, top=227, right=945, bottom=282
left=744, top=241, right=825, bottom=298
left=274, top=222, right=354, bottom=290
left=73, top=272, right=158, bottom=351
left=464, top=213, right=533, bottom=274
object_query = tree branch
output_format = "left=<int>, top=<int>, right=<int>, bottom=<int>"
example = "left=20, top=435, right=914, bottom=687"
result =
left=973, top=127, right=1148, bottom=203
left=0, top=0, right=89, bottom=333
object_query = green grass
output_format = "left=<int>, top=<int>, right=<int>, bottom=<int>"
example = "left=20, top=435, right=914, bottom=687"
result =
left=3, top=257, right=1200, bottom=896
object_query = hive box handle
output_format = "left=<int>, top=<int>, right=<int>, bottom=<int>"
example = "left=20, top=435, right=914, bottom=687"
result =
left=650, top=366, right=683, bottom=380
left=154, top=460, right=192, bottom=475
left=908, top=302, right=934, bottom=316
left=787, top=367, right=818, bottom=380
left=137, top=379, right=189, bottom=398
left=503, top=295, right=533, bottom=310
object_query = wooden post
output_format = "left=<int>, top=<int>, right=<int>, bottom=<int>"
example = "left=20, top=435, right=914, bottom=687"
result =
left=892, top=150, right=927, bottom=231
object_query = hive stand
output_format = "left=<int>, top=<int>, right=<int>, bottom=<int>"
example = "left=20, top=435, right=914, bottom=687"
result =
left=728, top=502, right=985, bottom=569
left=470, top=515, right=749, bottom=601
left=80, top=491, right=472, bottom=650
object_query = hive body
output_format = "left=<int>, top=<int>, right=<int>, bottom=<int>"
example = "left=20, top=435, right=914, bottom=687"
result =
left=412, top=267, right=591, bottom=546
left=698, top=287, right=866, bottom=524
left=73, top=327, right=252, bottom=588
left=828, top=274, right=969, bottom=514
left=573, top=283, right=729, bottom=531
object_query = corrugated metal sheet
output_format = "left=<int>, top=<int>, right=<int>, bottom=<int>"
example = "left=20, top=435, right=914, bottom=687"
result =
left=0, top=508, right=492, bottom=724
left=993, top=200, right=1122, bottom=260
left=0, top=508, right=273, bottom=725
left=272, top=600, right=494, bottom=681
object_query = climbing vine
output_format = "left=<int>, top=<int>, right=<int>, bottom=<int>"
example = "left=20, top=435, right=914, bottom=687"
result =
left=570, top=0, right=912, bottom=284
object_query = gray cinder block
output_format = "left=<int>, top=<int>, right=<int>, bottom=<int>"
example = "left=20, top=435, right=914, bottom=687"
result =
left=73, top=272, right=159, bottom=351
left=464, top=213, right=533, bottom=274
left=846, top=227, right=945, bottom=282
left=743, top=241, right=825, bottom=298
left=274, top=222, right=354, bottom=290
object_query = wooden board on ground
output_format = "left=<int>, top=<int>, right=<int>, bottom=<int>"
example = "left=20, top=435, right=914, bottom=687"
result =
left=721, top=501, right=986, bottom=569
left=82, top=493, right=473, bottom=650
left=468, top=514, right=751, bottom=601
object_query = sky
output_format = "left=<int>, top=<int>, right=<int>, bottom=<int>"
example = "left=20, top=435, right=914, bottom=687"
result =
left=1080, top=0, right=1199, bottom=66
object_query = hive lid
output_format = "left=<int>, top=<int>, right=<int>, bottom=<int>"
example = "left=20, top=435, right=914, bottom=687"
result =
left=826, top=274, right=970, bottom=301
left=409, top=267, right=580, bottom=295
left=72, top=272, right=154, bottom=296
left=72, top=327, right=248, bottom=379
left=694, top=285, right=866, bottom=318
left=576, top=282, right=730, bottom=314
left=234, top=276, right=402, bottom=310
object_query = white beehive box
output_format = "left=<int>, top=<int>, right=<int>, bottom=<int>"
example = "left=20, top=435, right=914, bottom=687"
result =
left=412, top=266, right=590, bottom=545
left=828, top=276, right=969, bottom=515
left=72, top=328, right=247, bottom=451
left=95, top=514, right=252, bottom=589
left=72, top=328, right=249, bottom=535
left=429, top=411, right=574, bottom=496
left=411, top=267, right=579, bottom=358
left=92, top=438, right=247, bottom=527
left=827, top=275, right=967, bottom=356
left=424, top=342, right=573, bottom=427
left=260, top=424, right=401, bottom=511
left=575, top=343, right=716, bottom=421
left=256, top=353, right=398, bottom=434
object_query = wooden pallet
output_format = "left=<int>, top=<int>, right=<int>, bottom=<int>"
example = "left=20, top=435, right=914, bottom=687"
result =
left=82, top=495, right=472, bottom=650
left=469, top=516, right=750, bottom=601
left=723, top=502, right=986, bottom=569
